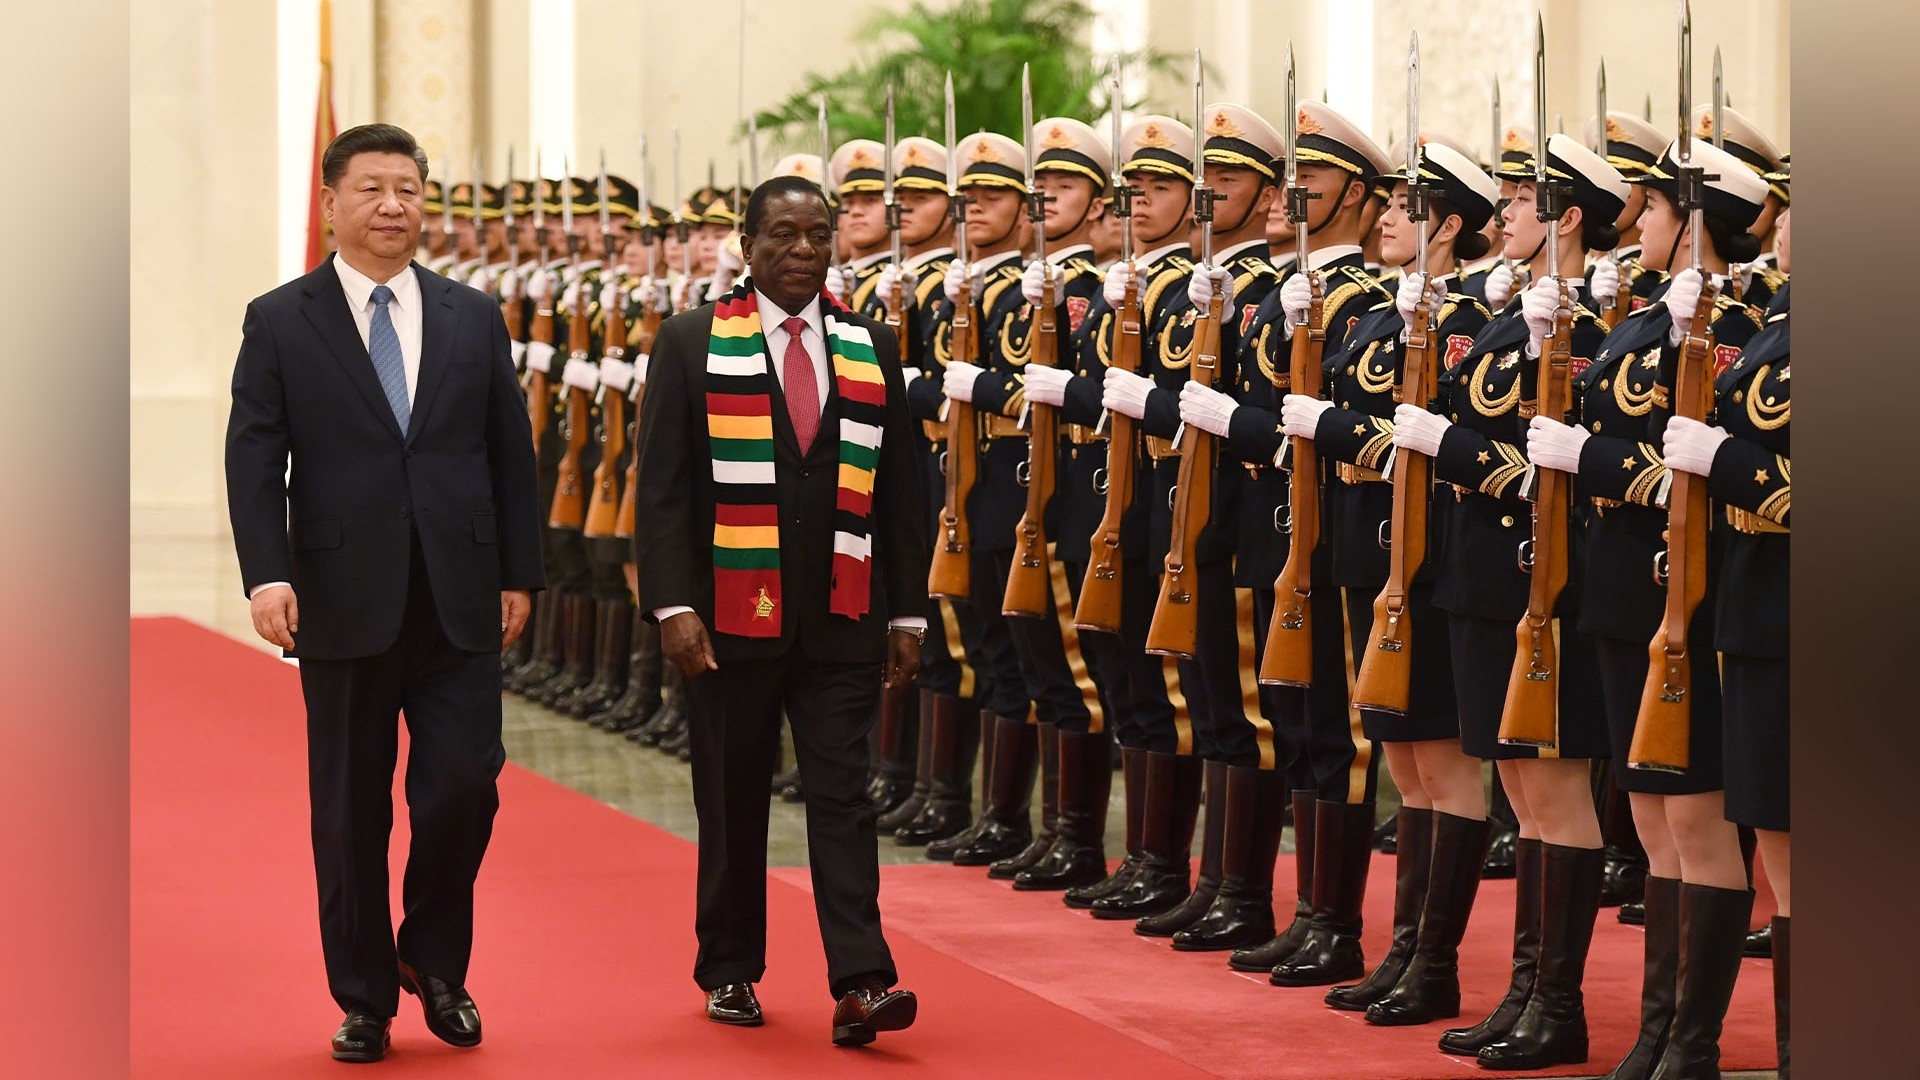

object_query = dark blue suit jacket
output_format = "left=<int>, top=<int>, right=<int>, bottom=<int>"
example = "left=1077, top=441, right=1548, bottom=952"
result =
left=225, top=256, right=545, bottom=660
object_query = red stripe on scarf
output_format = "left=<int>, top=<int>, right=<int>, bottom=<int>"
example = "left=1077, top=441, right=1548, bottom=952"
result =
left=829, top=553, right=872, bottom=619
left=716, top=503, right=779, bottom=527
left=838, top=378, right=888, bottom=408
left=707, top=392, right=770, bottom=416
left=835, top=487, right=873, bottom=518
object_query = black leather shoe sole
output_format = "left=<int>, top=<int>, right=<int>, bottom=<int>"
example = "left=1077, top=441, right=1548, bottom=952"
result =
left=707, top=1007, right=765, bottom=1027
left=832, top=993, right=917, bottom=1047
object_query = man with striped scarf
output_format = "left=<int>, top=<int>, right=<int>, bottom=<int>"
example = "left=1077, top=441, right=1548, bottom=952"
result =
left=633, top=173, right=928, bottom=1046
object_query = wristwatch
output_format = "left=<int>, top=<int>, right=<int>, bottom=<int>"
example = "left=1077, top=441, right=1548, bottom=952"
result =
left=890, top=623, right=927, bottom=646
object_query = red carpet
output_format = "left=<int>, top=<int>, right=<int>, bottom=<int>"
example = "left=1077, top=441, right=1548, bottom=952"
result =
left=134, top=616, right=1775, bottom=1078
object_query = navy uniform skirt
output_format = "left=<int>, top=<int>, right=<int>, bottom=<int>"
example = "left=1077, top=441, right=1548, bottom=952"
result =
left=1450, top=613, right=1609, bottom=761
left=1720, top=652, right=1788, bottom=832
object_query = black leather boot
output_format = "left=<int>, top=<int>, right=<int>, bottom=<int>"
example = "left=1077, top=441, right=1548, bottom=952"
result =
left=1375, top=812, right=1399, bottom=853
left=1328, top=807, right=1435, bottom=1010
left=924, top=709, right=995, bottom=859
left=878, top=691, right=940, bottom=834
left=1743, top=920, right=1772, bottom=957
left=1171, top=767, right=1286, bottom=951
left=630, top=659, right=683, bottom=744
left=507, top=590, right=562, bottom=692
left=1644, top=883, right=1755, bottom=1079
left=951, top=715, right=1039, bottom=866
left=1136, top=759, right=1228, bottom=937
left=599, top=612, right=661, bottom=732
left=554, top=597, right=613, bottom=717
left=648, top=667, right=689, bottom=753
left=1476, top=843, right=1605, bottom=1069
left=1599, top=875, right=1681, bottom=1080
left=1484, top=777, right=1518, bottom=879
left=1090, top=752, right=1203, bottom=919
left=569, top=599, right=631, bottom=718
left=590, top=608, right=644, bottom=729
left=500, top=590, right=536, bottom=676
left=992, top=721, right=1059, bottom=879
left=1065, top=744, right=1144, bottom=908
left=1439, top=836, right=1544, bottom=1052
left=864, top=683, right=921, bottom=817
left=1366, top=812, right=1492, bottom=1026
left=533, top=593, right=595, bottom=705
left=1772, top=915, right=1789, bottom=1080
left=894, top=696, right=976, bottom=847
left=1269, top=800, right=1375, bottom=985
left=1599, top=772, right=1649, bottom=908
left=1229, top=790, right=1317, bottom=972
left=1016, top=728, right=1112, bottom=891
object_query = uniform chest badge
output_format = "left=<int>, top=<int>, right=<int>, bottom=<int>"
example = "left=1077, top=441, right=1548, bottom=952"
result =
left=1498, top=350, right=1521, bottom=370
left=1713, top=344, right=1742, bottom=376
left=1179, top=308, right=1198, bottom=327
left=1776, top=365, right=1791, bottom=381
left=1240, top=303, right=1259, bottom=336
left=1570, top=357, right=1592, bottom=378
left=1643, top=346, right=1662, bottom=367
left=1445, top=334, right=1474, bottom=370
left=1067, top=295, right=1090, bottom=332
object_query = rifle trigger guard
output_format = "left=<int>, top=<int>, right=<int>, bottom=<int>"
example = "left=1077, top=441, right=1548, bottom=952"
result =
left=1092, top=467, right=1110, bottom=496
left=1275, top=505, right=1292, bottom=534
left=1378, top=521, right=1392, bottom=550
left=1168, top=486, right=1178, bottom=511
left=1652, top=549, right=1670, bottom=587
left=1016, top=459, right=1031, bottom=487
left=938, top=449, right=949, bottom=477
left=1517, top=538, right=1535, bottom=572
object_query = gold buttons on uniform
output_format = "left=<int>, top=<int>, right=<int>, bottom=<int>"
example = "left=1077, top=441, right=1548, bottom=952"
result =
left=1501, top=515, right=1515, bottom=527
left=1592, top=421, right=1602, bottom=432
left=1599, top=379, right=1609, bottom=390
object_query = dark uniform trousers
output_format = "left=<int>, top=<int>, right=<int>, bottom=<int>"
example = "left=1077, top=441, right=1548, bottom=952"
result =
left=298, top=531, right=505, bottom=1017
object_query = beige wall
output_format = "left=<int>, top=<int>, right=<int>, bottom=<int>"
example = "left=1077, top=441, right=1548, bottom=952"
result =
left=129, top=0, right=1787, bottom=564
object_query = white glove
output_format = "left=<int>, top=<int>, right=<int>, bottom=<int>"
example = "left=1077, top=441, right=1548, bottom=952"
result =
left=943, top=261, right=985, bottom=304
left=1178, top=382, right=1237, bottom=437
left=1485, top=262, right=1515, bottom=309
left=632, top=353, right=651, bottom=386
left=600, top=281, right=624, bottom=313
left=1662, top=415, right=1732, bottom=477
left=1590, top=258, right=1621, bottom=309
left=825, top=265, right=852, bottom=301
left=499, top=267, right=521, bottom=303
left=562, top=278, right=584, bottom=314
left=943, top=360, right=984, bottom=403
left=900, top=366, right=923, bottom=386
left=670, top=276, right=695, bottom=311
left=599, top=356, right=636, bottom=393
left=510, top=339, right=528, bottom=371
left=638, top=275, right=670, bottom=312
left=1664, top=268, right=1705, bottom=346
left=716, top=241, right=744, bottom=277
left=1392, top=403, right=1452, bottom=456
left=468, top=267, right=494, bottom=296
left=527, top=268, right=555, bottom=304
left=1102, top=260, right=1139, bottom=309
left=562, top=355, right=600, bottom=392
left=1732, top=262, right=1754, bottom=299
left=1521, top=276, right=1562, bottom=356
left=1395, top=271, right=1438, bottom=327
left=524, top=340, right=556, bottom=374
left=1280, top=394, right=1333, bottom=439
left=1024, top=364, right=1071, bottom=407
left=1279, top=271, right=1313, bottom=339
left=877, top=263, right=919, bottom=302
left=1021, top=259, right=1061, bottom=307
left=1188, top=265, right=1234, bottom=312
left=1526, top=416, right=1590, bottom=473
left=1102, top=367, right=1154, bottom=420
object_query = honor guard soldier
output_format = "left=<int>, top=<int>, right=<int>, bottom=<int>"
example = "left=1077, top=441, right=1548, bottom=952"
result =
left=1284, top=139, right=1499, bottom=997
left=1688, top=106, right=1787, bottom=312
left=1585, top=110, right=1670, bottom=322
left=1221, top=99, right=1398, bottom=982
left=1459, top=124, right=1536, bottom=311
left=1532, top=136, right=1771, bottom=1079
left=443, top=178, right=483, bottom=283
left=1382, top=134, right=1623, bottom=1062
left=1086, top=114, right=1206, bottom=922
left=420, top=179, right=447, bottom=264
left=997, top=115, right=1119, bottom=892
left=827, top=140, right=895, bottom=317
left=1143, top=101, right=1292, bottom=954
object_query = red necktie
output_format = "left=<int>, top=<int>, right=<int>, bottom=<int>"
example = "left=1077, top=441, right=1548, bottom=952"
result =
left=781, top=315, right=820, bottom=454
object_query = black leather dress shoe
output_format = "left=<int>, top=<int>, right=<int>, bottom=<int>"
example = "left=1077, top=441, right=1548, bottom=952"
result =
left=706, top=983, right=764, bottom=1026
left=331, top=1009, right=391, bottom=1063
left=831, top=979, right=917, bottom=1047
left=397, top=960, right=482, bottom=1048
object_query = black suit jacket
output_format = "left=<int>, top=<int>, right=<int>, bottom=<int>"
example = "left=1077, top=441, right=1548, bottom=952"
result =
left=633, top=299, right=927, bottom=665
left=225, top=256, right=546, bottom=660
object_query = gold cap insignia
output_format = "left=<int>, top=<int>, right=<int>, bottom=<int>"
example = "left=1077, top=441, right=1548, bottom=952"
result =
left=968, top=139, right=1001, bottom=163
left=1042, top=123, right=1075, bottom=150
left=1137, top=123, right=1174, bottom=149
left=1606, top=116, right=1626, bottom=140
left=790, top=162, right=817, bottom=179
left=848, top=148, right=877, bottom=169
left=902, top=144, right=930, bottom=167
left=1694, top=114, right=1715, bottom=138
left=753, top=586, right=776, bottom=620
left=1206, top=110, right=1244, bottom=139
left=1502, top=127, right=1530, bottom=152
left=450, top=183, right=473, bottom=201
left=1296, top=108, right=1323, bottom=137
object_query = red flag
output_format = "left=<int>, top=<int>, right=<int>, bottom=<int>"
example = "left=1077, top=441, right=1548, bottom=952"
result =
left=304, top=0, right=338, bottom=270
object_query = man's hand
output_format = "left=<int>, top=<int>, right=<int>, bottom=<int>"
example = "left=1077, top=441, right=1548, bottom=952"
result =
left=501, top=590, right=532, bottom=648
left=662, top=611, right=719, bottom=677
left=250, top=584, right=298, bottom=650
left=885, top=628, right=922, bottom=689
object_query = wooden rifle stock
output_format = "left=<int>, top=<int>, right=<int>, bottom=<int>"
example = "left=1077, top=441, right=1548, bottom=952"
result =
left=1145, top=293, right=1225, bottom=658
left=548, top=287, right=593, bottom=530
left=1353, top=288, right=1438, bottom=713
left=614, top=306, right=661, bottom=542
left=1259, top=275, right=1327, bottom=686
left=1003, top=277, right=1060, bottom=618
left=1497, top=279, right=1577, bottom=746
left=525, top=281, right=555, bottom=454
left=884, top=276, right=911, bottom=372
left=1073, top=276, right=1142, bottom=634
left=1601, top=260, right=1635, bottom=331
left=928, top=280, right=978, bottom=600
left=1629, top=282, right=1719, bottom=772
left=584, top=284, right=629, bottom=538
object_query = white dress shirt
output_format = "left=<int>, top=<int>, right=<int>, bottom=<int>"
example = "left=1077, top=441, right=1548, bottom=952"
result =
left=651, top=286, right=925, bottom=633
left=249, top=256, right=424, bottom=602
left=332, top=254, right=424, bottom=402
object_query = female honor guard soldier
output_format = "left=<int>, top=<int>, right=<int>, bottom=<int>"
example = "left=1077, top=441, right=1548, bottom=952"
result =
left=1380, top=136, right=1623, bottom=1068
left=1663, top=185, right=1790, bottom=1080
left=1528, top=136, right=1767, bottom=1080
left=1278, top=141, right=1497, bottom=997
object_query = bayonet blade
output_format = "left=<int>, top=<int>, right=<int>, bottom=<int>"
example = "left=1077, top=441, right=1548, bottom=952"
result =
left=1533, top=14, right=1549, bottom=187
left=1596, top=60, right=1609, bottom=156
left=1284, top=43, right=1299, bottom=190
left=749, top=115, right=760, bottom=186
left=1492, top=76, right=1502, bottom=171
left=1679, top=0, right=1693, bottom=168
left=1407, top=32, right=1421, bottom=184
left=598, top=149, right=611, bottom=237
left=1712, top=45, right=1725, bottom=148
left=561, top=153, right=574, bottom=234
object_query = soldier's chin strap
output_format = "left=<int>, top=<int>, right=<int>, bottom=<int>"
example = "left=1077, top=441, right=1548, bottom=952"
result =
left=1213, top=181, right=1268, bottom=237
left=1301, top=174, right=1363, bottom=247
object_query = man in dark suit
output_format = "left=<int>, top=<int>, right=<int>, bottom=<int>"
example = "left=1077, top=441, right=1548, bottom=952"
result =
left=225, top=123, right=545, bottom=1063
left=634, top=174, right=928, bottom=1046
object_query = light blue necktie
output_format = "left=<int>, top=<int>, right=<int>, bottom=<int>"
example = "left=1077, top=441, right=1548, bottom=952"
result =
left=369, top=284, right=411, bottom=432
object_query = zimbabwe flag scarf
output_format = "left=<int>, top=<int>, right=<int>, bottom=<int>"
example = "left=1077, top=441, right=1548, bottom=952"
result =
left=706, top=279, right=887, bottom=638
